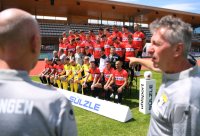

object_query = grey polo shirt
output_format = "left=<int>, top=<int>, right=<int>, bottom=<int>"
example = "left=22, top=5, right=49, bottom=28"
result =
left=148, top=65, right=200, bottom=136
left=0, top=70, right=77, bottom=136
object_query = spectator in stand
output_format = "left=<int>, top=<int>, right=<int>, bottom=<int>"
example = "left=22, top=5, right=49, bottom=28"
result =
left=112, top=25, right=122, bottom=41
left=133, top=23, right=146, bottom=76
left=102, top=58, right=115, bottom=100
left=39, top=58, right=52, bottom=84
left=112, top=36, right=125, bottom=58
left=59, top=48, right=66, bottom=63
left=108, top=60, right=128, bottom=104
left=83, top=60, right=101, bottom=98
left=109, top=46, right=121, bottom=68
left=88, top=29, right=96, bottom=42
left=93, top=39, right=103, bottom=66
left=122, top=25, right=132, bottom=44
left=75, top=46, right=84, bottom=65
left=67, top=30, right=75, bottom=43
left=66, top=38, right=76, bottom=55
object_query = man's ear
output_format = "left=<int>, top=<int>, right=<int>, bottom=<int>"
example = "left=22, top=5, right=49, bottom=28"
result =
left=173, top=43, right=184, bottom=58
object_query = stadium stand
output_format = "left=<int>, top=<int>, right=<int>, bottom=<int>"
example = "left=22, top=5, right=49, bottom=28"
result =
left=39, top=22, right=66, bottom=37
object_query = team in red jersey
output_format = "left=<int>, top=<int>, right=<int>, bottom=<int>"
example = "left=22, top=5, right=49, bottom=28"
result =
left=122, top=25, right=132, bottom=43
left=40, top=24, right=146, bottom=104
left=112, top=25, right=122, bottom=41
left=123, top=35, right=139, bottom=65
left=112, top=37, right=125, bottom=58
left=107, top=60, right=128, bottom=104
left=83, top=60, right=101, bottom=97
left=133, top=24, right=146, bottom=76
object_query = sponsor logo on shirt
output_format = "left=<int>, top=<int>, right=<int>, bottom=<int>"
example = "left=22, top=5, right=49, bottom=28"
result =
left=0, top=99, right=33, bottom=115
left=133, top=37, right=142, bottom=41
left=115, top=76, right=124, bottom=81
left=125, top=48, right=134, bottom=51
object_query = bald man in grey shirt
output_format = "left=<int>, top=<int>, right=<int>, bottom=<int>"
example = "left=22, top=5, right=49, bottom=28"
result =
left=0, top=8, right=77, bottom=136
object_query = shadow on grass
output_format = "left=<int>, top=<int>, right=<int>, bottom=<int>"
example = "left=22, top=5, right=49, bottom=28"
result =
left=122, top=98, right=139, bottom=109
left=126, top=118, right=136, bottom=123
left=124, top=88, right=139, bottom=100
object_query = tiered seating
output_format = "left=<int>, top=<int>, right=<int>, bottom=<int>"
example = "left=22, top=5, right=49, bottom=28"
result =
left=69, top=24, right=124, bottom=35
left=141, top=27, right=151, bottom=41
left=39, top=22, right=66, bottom=37
left=193, top=34, right=200, bottom=41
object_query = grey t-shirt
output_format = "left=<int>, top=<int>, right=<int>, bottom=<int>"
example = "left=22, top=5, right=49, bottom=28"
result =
left=0, top=70, right=77, bottom=136
left=148, top=65, right=200, bottom=136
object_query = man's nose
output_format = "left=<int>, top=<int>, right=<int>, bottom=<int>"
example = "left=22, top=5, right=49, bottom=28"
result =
left=148, top=46, right=154, bottom=56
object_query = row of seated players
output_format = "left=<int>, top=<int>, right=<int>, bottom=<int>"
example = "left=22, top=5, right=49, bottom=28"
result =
left=39, top=56, right=132, bottom=104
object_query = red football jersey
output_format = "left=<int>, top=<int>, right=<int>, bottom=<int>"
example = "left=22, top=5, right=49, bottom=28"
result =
left=83, top=40, right=94, bottom=54
left=113, top=69, right=128, bottom=86
left=123, top=41, right=138, bottom=61
left=103, top=67, right=114, bottom=82
left=93, top=43, right=102, bottom=59
left=66, top=43, right=77, bottom=54
left=112, top=31, right=122, bottom=41
left=122, top=32, right=132, bottom=43
left=79, top=34, right=86, bottom=41
left=55, top=64, right=64, bottom=74
left=67, top=35, right=75, bottom=43
left=132, top=31, right=145, bottom=51
left=103, top=39, right=113, bottom=57
left=89, top=67, right=101, bottom=80
left=113, top=42, right=124, bottom=57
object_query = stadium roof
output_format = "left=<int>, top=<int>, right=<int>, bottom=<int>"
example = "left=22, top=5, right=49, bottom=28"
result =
left=1, top=0, right=200, bottom=27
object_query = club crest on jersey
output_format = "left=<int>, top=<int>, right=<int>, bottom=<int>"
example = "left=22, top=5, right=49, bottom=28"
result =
left=157, top=93, right=168, bottom=107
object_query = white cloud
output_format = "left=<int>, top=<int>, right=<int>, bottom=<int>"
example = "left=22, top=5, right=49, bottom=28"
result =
left=161, top=3, right=198, bottom=12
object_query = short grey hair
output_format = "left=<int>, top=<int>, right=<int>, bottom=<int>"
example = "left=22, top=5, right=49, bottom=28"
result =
left=150, top=15, right=193, bottom=57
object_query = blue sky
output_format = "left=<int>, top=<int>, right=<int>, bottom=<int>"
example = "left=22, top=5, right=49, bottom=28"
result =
left=112, top=0, right=200, bottom=14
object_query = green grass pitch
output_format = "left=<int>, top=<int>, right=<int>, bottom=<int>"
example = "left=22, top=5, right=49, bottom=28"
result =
left=31, top=71, right=162, bottom=136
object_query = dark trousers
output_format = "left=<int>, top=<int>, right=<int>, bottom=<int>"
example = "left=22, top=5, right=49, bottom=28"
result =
left=135, top=51, right=142, bottom=71
left=39, top=76, right=47, bottom=84
left=113, top=85, right=123, bottom=104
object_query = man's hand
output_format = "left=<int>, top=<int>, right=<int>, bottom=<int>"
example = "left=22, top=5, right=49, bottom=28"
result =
left=117, top=87, right=123, bottom=93
left=127, top=57, right=138, bottom=67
